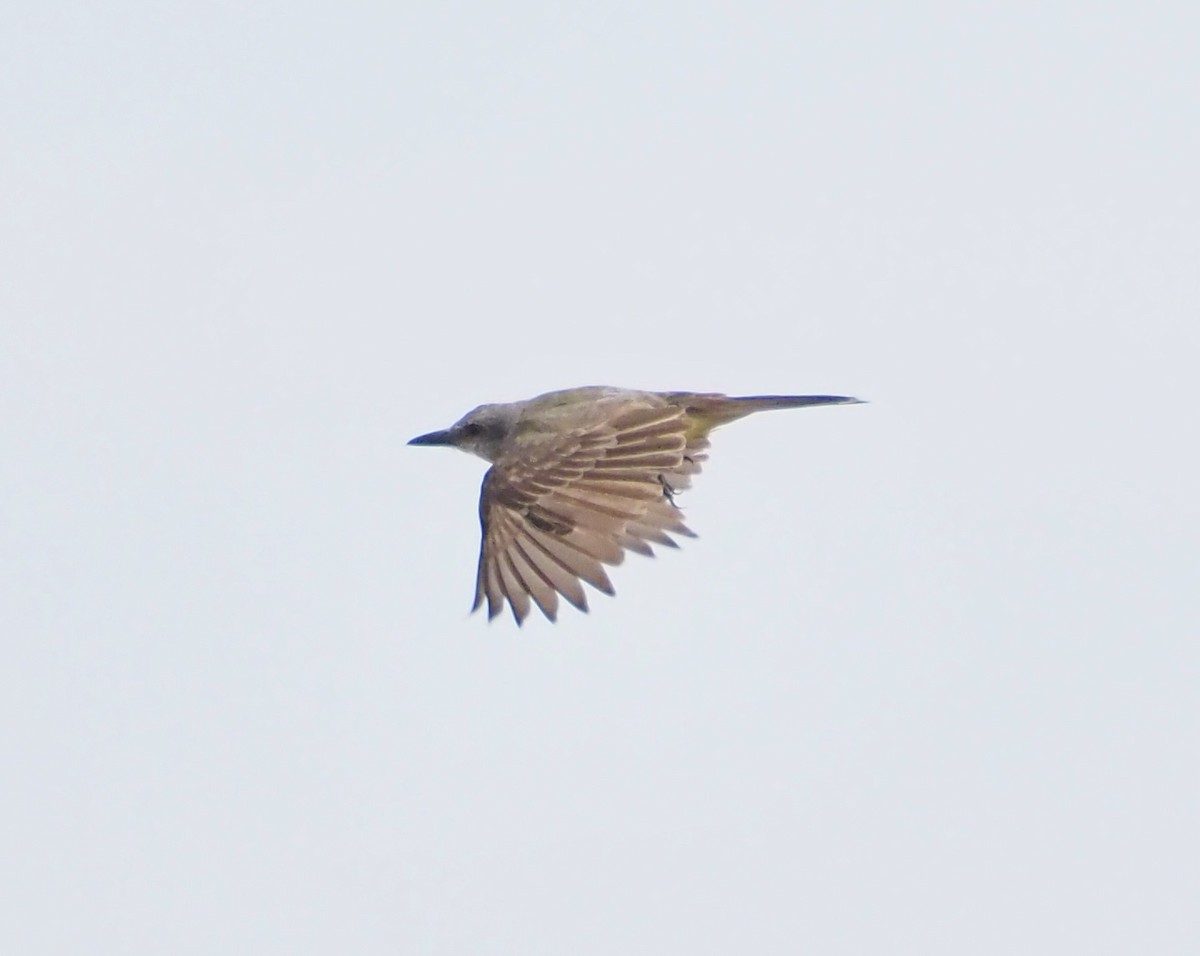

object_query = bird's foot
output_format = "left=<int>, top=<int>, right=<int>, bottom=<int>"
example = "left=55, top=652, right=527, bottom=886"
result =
left=658, top=475, right=679, bottom=507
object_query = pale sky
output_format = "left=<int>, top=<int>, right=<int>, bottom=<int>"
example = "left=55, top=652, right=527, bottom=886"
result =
left=3, top=3, right=1197, bottom=953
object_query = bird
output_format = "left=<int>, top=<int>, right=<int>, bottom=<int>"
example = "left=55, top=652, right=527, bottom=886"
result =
left=408, top=386, right=863, bottom=624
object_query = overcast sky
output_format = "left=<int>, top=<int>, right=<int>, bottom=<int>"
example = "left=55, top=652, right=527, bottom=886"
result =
left=3, top=2, right=1197, bottom=953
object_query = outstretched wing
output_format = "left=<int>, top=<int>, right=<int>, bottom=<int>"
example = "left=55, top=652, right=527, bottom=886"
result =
left=473, top=403, right=709, bottom=624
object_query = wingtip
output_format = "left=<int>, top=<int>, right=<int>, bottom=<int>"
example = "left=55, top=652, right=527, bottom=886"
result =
left=475, top=594, right=504, bottom=622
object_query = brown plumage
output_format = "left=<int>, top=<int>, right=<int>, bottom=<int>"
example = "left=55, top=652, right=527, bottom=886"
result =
left=408, top=387, right=863, bottom=623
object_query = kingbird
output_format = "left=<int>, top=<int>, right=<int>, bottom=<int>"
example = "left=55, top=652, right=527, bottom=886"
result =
left=409, top=386, right=863, bottom=624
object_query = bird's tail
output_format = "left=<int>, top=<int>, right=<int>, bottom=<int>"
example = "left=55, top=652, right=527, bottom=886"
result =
left=671, top=392, right=864, bottom=433
left=728, top=394, right=864, bottom=413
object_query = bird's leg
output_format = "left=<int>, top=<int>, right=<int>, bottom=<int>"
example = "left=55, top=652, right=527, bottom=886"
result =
left=658, top=474, right=679, bottom=507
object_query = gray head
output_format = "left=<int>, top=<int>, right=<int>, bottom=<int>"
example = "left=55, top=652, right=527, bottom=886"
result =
left=407, top=402, right=521, bottom=463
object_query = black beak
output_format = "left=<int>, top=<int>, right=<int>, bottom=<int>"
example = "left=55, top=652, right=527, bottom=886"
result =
left=408, top=428, right=454, bottom=447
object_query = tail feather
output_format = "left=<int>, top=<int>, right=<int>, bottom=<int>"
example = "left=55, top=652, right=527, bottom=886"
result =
left=729, top=394, right=864, bottom=412
left=671, top=392, right=864, bottom=431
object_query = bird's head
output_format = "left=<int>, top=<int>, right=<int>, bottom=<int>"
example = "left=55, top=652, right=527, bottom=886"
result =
left=408, top=402, right=519, bottom=463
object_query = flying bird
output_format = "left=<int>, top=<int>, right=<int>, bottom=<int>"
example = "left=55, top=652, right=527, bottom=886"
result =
left=409, top=386, right=863, bottom=624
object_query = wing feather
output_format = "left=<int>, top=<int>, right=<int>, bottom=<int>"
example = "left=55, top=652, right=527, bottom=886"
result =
left=508, top=550, right=559, bottom=622
left=495, top=549, right=532, bottom=624
left=524, top=526, right=615, bottom=595
left=515, top=532, right=590, bottom=611
left=481, top=546, right=506, bottom=619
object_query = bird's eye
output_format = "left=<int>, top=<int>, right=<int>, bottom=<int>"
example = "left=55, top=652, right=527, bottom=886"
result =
left=461, top=422, right=483, bottom=437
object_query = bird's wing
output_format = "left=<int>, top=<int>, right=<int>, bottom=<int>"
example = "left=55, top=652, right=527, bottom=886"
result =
left=473, top=403, right=709, bottom=624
